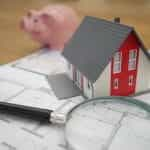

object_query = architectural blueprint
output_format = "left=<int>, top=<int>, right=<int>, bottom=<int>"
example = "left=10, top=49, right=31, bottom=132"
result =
left=0, top=49, right=85, bottom=150
left=0, top=48, right=149, bottom=150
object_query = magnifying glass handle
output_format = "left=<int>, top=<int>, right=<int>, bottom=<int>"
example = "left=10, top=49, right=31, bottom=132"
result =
left=0, top=101, right=53, bottom=123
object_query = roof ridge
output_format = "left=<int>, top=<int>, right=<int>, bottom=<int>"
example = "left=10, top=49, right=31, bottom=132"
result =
left=85, top=16, right=134, bottom=30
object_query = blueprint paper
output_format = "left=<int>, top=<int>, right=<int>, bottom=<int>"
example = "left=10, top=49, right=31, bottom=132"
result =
left=0, top=50, right=78, bottom=150
left=65, top=98, right=150, bottom=150
left=0, top=120, right=48, bottom=150
left=0, top=54, right=68, bottom=149
left=0, top=80, right=24, bottom=101
left=13, top=49, right=68, bottom=75
left=109, top=115, right=150, bottom=150
left=55, top=96, right=85, bottom=116
left=0, top=65, right=50, bottom=89
left=0, top=113, right=66, bottom=150
left=135, top=92, right=150, bottom=105
left=9, top=89, right=69, bottom=110
left=0, top=111, right=66, bottom=150
left=0, top=48, right=149, bottom=150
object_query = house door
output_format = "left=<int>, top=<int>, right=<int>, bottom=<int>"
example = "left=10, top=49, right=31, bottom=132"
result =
left=111, top=48, right=139, bottom=96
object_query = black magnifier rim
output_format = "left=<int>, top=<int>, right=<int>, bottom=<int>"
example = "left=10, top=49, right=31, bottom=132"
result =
left=66, top=96, right=150, bottom=122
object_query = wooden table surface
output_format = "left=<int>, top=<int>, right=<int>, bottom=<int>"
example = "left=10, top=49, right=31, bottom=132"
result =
left=0, top=0, right=150, bottom=64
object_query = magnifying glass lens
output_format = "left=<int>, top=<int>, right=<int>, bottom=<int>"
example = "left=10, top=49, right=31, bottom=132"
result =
left=65, top=98, right=150, bottom=150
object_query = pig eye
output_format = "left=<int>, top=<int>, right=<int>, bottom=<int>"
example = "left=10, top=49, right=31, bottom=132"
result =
left=27, top=12, right=31, bottom=17
left=34, top=19, right=38, bottom=23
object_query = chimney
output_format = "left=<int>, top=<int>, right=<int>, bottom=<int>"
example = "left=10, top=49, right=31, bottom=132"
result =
left=114, top=17, right=120, bottom=23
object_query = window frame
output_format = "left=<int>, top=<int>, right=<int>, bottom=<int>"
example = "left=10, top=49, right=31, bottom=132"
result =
left=77, top=71, right=81, bottom=87
left=113, top=78, right=119, bottom=89
left=87, top=80, right=91, bottom=89
left=128, top=75, right=134, bottom=86
left=113, top=52, right=122, bottom=74
left=128, top=49, right=137, bottom=71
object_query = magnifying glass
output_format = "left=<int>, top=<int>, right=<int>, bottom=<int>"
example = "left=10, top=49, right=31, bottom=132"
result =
left=65, top=97, right=150, bottom=150
left=0, top=96, right=150, bottom=150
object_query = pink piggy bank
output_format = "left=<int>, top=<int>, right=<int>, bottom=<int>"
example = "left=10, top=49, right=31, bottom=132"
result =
left=20, top=5, right=79, bottom=51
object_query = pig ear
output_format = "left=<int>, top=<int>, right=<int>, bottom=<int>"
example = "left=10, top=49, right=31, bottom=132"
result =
left=40, top=13, right=55, bottom=25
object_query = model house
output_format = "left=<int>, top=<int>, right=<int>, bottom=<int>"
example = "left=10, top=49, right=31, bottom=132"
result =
left=62, top=16, right=150, bottom=98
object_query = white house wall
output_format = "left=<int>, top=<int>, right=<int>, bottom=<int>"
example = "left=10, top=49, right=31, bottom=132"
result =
left=67, top=62, right=93, bottom=99
left=135, top=49, right=150, bottom=92
left=93, top=62, right=111, bottom=97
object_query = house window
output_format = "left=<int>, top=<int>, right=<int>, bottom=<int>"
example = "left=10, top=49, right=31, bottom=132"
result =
left=113, top=52, right=122, bottom=74
left=87, top=80, right=91, bottom=89
left=128, top=75, right=134, bottom=86
left=128, top=49, right=137, bottom=71
left=113, top=78, right=119, bottom=89
left=73, top=69, right=77, bottom=82
left=77, top=71, right=81, bottom=87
